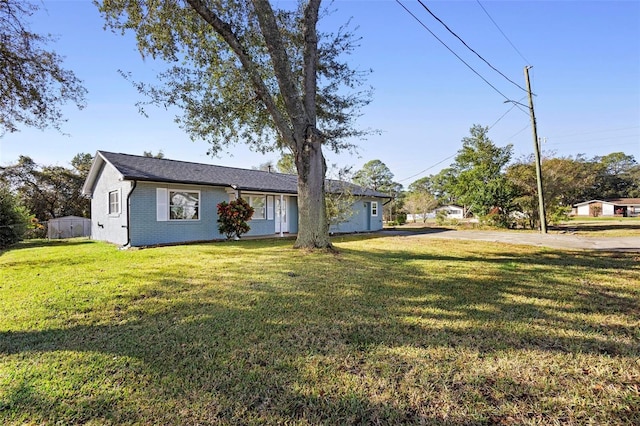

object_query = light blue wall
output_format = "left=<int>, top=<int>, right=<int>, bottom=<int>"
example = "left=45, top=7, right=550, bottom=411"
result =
left=130, top=184, right=300, bottom=245
left=330, top=197, right=384, bottom=234
left=244, top=195, right=298, bottom=237
left=130, top=182, right=229, bottom=246
left=93, top=169, right=378, bottom=246
left=244, top=216, right=275, bottom=237
left=288, top=197, right=298, bottom=234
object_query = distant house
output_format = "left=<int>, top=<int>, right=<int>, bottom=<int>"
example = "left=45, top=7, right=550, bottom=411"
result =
left=573, top=198, right=640, bottom=217
left=82, top=151, right=389, bottom=247
left=435, top=205, right=465, bottom=220
left=406, top=205, right=466, bottom=222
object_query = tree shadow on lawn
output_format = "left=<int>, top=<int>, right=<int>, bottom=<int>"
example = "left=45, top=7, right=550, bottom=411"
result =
left=0, top=239, right=93, bottom=256
left=1, top=246, right=638, bottom=424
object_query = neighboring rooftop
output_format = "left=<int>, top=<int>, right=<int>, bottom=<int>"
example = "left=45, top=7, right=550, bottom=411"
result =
left=83, top=151, right=389, bottom=198
left=574, top=198, right=640, bottom=206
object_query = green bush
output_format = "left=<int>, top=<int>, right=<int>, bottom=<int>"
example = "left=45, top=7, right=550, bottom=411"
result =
left=481, top=212, right=511, bottom=229
left=0, top=186, right=31, bottom=249
left=24, top=218, right=46, bottom=239
left=548, top=206, right=571, bottom=226
left=435, top=210, right=448, bottom=225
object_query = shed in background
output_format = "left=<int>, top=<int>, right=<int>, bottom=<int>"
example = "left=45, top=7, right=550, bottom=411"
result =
left=47, top=216, right=91, bottom=239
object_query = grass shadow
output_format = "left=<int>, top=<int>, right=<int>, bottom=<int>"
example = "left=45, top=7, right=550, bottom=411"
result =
left=0, top=238, right=94, bottom=256
left=1, top=238, right=638, bottom=424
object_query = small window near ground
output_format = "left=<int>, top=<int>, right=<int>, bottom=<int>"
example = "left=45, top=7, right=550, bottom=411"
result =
left=371, top=201, right=378, bottom=216
left=249, top=195, right=266, bottom=220
left=169, top=191, right=200, bottom=220
left=108, top=190, right=120, bottom=214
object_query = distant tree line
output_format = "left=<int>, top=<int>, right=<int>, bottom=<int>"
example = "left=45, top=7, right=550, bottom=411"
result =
left=351, top=124, right=639, bottom=229
left=0, top=153, right=93, bottom=247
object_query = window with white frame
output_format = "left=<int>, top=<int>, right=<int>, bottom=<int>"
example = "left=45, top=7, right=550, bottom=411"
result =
left=108, top=190, right=120, bottom=215
left=371, top=201, right=378, bottom=216
left=169, top=190, right=200, bottom=220
left=247, top=195, right=266, bottom=220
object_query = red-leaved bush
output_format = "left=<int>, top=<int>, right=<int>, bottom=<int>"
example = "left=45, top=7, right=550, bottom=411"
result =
left=217, top=198, right=254, bottom=239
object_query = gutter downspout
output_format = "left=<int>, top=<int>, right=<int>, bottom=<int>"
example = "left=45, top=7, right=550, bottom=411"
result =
left=123, top=180, right=137, bottom=248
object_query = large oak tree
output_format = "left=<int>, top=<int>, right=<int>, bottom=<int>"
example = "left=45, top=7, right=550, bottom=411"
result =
left=97, top=0, right=372, bottom=249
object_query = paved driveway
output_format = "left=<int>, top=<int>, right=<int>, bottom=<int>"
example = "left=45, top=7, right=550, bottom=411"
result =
left=380, top=229, right=640, bottom=252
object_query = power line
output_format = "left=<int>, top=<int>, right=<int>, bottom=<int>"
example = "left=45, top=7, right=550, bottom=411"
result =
left=397, top=153, right=457, bottom=183
left=488, top=105, right=518, bottom=130
left=476, top=0, right=530, bottom=64
left=395, top=0, right=513, bottom=102
left=503, top=124, right=530, bottom=143
left=416, top=0, right=528, bottom=94
left=488, top=96, right=529, bottom=130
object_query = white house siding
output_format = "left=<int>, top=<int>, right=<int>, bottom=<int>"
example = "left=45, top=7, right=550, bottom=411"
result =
left=576, top=204, right=590, bottom=216
left=602, top=203, right=615, bottom=216
left=89, top=162, right=130, bottom=245
left=435, top=205, right=464, bottom=219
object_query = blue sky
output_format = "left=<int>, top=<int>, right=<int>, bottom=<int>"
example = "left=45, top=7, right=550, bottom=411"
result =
left=1, top=0, right=639, bottom=186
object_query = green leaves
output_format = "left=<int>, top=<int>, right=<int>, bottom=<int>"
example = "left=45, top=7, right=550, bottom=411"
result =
left=449, top=125, right=514, bottom=219
left=0, top=0, right=87, bottom=134
left=0, top=185, right=31, bottom=248
left=0, top=154, right=92, bottom=222
left=353, top=160, right=395, bottom=193
left=96, top=0, right=372, bottom=155
left=217, top=198, right=254, bottom=239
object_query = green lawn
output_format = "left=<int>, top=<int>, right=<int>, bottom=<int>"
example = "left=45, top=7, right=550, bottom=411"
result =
left=396, top=217, right=640, bottom=237
left=557, top=218, right=640, bottom=237
left=1, top=236, right=638, bottom=425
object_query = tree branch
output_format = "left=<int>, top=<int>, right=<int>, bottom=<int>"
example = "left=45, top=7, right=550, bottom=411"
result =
left=302, top=0, right=320, bottom=128
left=184, top=0, right=293, bottom=147
left=251, top=0, right=309, bottom=148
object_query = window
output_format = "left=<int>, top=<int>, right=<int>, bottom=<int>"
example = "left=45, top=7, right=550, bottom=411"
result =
left=371, top=201, right=378, bottom=216
left=108, top=190, right=120, bottom=215
left=248, top=195, right=266, bottom=220
left=169, top=191, right=199, bottom=220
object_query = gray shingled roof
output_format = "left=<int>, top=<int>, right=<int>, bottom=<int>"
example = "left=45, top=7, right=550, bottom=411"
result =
left=92, top=151, right=389, bottom=198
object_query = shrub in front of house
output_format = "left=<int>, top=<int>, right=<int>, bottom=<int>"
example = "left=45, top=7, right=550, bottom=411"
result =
left=217, top=198, right=254, bottom=240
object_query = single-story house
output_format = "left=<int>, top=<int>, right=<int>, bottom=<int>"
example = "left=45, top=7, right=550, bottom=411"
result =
left=573, top=198, right=640, bottom=217
left=435, top=205, right=465, bottom=220
left=406, top=205, right=466, bottom=222
left=82, top=151, right=389, bottom=247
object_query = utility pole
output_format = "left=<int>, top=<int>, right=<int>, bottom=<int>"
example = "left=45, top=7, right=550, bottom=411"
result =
left=524, top=66, right=547, bottom=234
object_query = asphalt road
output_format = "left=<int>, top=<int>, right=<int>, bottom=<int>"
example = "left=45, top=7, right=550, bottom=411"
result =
left=380, top=229, right=640, bottom=252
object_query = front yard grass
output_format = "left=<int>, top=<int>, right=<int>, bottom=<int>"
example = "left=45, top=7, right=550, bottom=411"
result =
left=556, top=217, right=640, bottom=237
left=1, top=236, right=638, bottom=425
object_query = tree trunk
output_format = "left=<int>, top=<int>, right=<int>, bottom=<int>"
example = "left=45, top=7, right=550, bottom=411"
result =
left=294, top=133, right=331, bottom=249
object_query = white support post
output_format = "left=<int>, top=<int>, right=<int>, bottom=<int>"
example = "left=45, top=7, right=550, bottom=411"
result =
left=279, top=194, right=284, bottom=237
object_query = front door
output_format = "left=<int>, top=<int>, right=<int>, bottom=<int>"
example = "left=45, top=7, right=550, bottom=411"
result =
left=275, top=197, right=288, bottom=233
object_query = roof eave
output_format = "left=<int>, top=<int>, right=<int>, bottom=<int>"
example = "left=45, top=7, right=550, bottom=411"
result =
left=115, top=177, right=298, bottom=195
left=82, top=152, right=109, bottom=196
